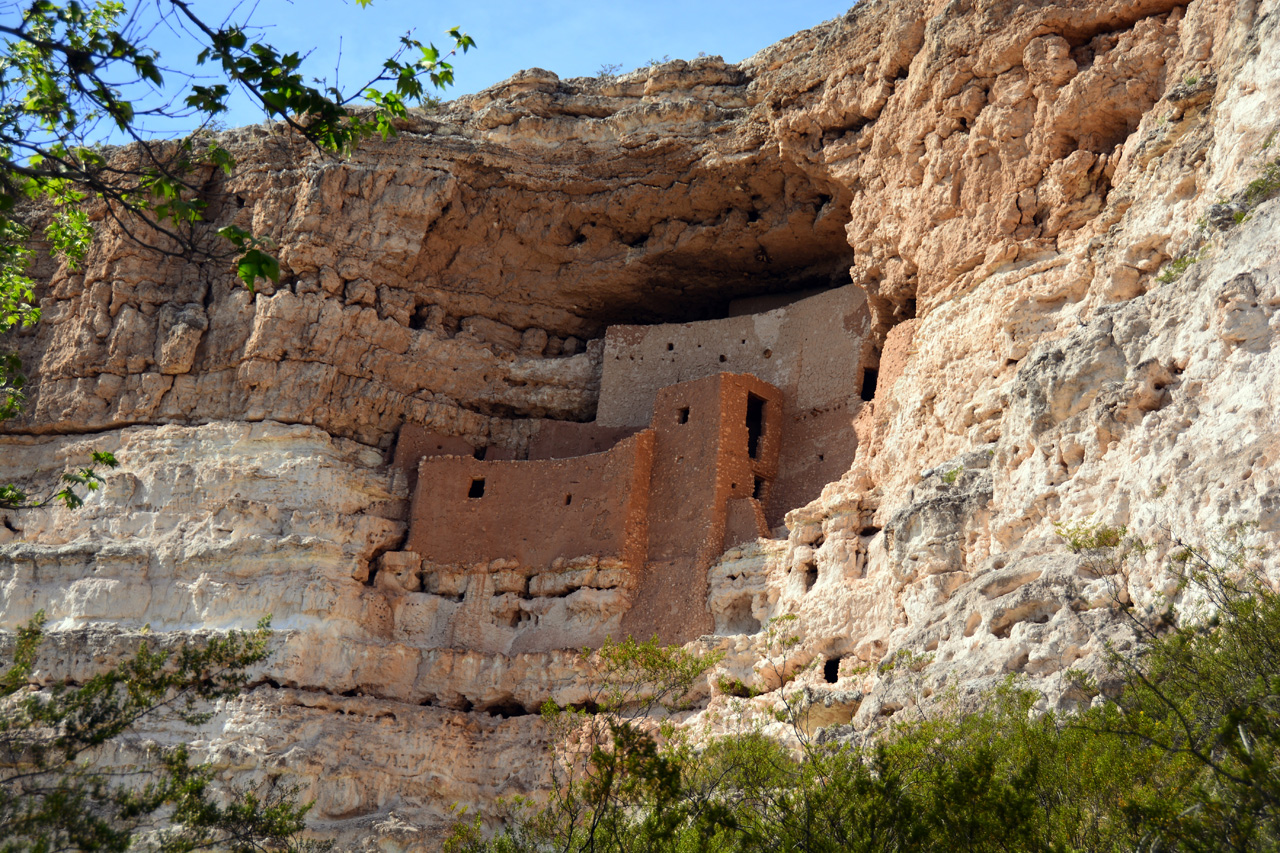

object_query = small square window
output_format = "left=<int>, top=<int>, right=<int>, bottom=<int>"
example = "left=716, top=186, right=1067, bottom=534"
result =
left=468, top=478, right=486, bottom=498
left=677, top=407, right=690, bottom=424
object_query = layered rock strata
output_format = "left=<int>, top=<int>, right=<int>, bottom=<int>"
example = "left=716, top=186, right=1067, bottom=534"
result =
left=3, top=0, right=1280, bottom=847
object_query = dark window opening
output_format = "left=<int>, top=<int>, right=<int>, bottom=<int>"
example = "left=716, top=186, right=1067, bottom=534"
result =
left=746, top=393, right=766, bottom=459
left=763, top=348, right=772, bottom=359
left=860, top=369, right=879, bottom=402
left=677, top=406, right=690, bottom=424
left=753, top=476, right=768, bottom=500
left=564, top=494, right=573, bottom=506
left=818, top=454, right=825, bottom=462
left=667, top=342, right=674, bottom=351
left=824, top=657, right=841, bottom=684
left=719, top=354, right=727, bottom=363
left=473, top=446, right=488, bottom=460
left=468, top=478, right=486, bottom=499
left=904, top=298, right=917, bottom=319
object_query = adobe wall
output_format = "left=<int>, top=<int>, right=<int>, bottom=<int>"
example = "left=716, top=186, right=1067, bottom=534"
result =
left=597, top=284, right=870, bottom=527
left=407, top=431, right=654, bottom=571
left=621, top=372, right=783, bottom=645
left=392, top=425, right=476, bottom=494
left=527, top=421, right=640, bottom=461
left=596, top=283, right=870, bottom=428
left=771, top=400, right=860, bottom=529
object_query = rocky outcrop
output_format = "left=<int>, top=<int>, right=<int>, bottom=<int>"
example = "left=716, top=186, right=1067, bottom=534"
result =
left=3, top=0, right=1279, bottom=847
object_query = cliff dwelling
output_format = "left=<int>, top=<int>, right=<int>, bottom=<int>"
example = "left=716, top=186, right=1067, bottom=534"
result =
left=390, top=283, right=872, bottom=650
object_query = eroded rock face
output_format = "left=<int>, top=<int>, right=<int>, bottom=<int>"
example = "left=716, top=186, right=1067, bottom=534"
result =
left=3, top=0, right=1280, bottom=847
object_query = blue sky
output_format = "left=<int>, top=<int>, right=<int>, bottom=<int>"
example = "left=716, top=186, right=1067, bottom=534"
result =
left=133, top=0, right=856, bottom=130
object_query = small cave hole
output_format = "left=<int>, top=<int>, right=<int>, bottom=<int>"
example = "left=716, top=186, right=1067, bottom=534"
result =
left=859, top=525, right=882, bottom=537
left=904, top=298, right=917, bottom=319
left=340, top=689, right=359, bottom=698
left=722, top=596, right=760, bottom=634
left=482, top=701, right=532, bottom=719
left=746, top=393, right=766, bottom=459
left=235, top=194, right=245, bottom=208
left=677, top=406, right=690, bottom=424
left=817, top=193, right=833, bottom=209
left=468, top=478, right=486, bottom=499
left=860, top=369, right=879, bottom=402
left=747, top=209, right=761, bottom=223
left=823, top=657, right=841, bottom=684
left=572, top=231, right=587, bottom=245
left=803, top=559, right=818, bottom=592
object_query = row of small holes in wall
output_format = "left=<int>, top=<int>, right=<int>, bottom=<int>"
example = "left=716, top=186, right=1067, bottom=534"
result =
left=469, top=477, right=574, bottom=506
left=622, top=339, right=773, bottom=361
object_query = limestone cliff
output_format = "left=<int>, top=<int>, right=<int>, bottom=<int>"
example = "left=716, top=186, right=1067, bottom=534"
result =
left=3, top=0, right=1279, bottom=847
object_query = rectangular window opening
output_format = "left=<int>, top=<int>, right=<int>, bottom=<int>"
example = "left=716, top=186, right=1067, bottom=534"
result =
left=677, top=406, right=690, bottom=425
left=746, top=393, right=766, bottom=459
left=473, top=446, right=488, bottom=460
left=468, top=478, right=486, bottom=499
left=860, top=368, right=879, bottom=402
left=753, top=475, right=768, bottom=501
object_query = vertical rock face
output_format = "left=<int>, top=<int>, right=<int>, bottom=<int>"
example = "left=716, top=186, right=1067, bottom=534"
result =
left=3, top=0, right=1280, bottom=846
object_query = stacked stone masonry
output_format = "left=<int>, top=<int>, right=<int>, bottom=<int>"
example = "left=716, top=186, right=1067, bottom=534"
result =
left=397, top=285, right=871, bottom=644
